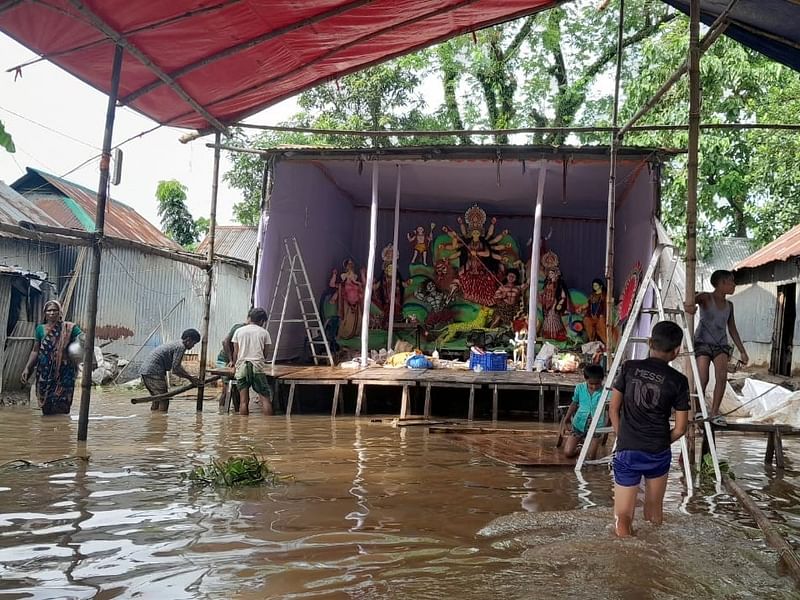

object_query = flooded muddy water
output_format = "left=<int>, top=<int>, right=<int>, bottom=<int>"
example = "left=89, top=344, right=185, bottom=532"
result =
left=0, top=390, right=798, bottom=599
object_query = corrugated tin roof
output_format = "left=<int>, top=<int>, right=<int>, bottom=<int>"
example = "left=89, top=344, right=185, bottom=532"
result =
left=0, top=180, right=61, bottom=229
left=197, top=226, right=257, bottom=265
left=700, top=237, right=754, bottom=274
left=735, top=224, right=800, bottom=270
left=12, top=168, right=180, bottom=250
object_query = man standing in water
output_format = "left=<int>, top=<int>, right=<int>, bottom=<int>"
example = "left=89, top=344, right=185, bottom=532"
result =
left=140, top=329, right=202, bottom=412
left=609, top=321, right=689, bottom=537
left=230, top=307, right=273, bottom=416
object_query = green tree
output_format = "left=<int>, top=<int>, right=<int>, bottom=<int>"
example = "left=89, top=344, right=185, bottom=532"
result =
left=621, top=15, right=800, bottom=249
left=195, top=216, right=210, bottom=237
left=155, top=179, right=198, bottom=249
left=435, top=1, right=676, bottom=143
left=0, top=120, right=15, bottom=153
left=224, top=55, right=451, bottom=223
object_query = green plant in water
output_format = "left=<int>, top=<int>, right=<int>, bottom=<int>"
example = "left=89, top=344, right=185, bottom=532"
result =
left=184, top=450, right=280, bottom=487
left=701, top=453, right=735, bottom=480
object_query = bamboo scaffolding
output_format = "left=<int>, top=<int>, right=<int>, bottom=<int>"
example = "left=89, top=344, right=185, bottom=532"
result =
left=196, top=132, right=222, bottom=411
left=604, top=0, right=625, bottom=362
left=685, top=0, right=701, bottom=468
left=228, top=122, right=800, bottom=139
left=617, top=0, right=740, bottom=139
left=723, top=475, right=800, bottom=585
left=64, top=0, right=227, bottom=132
left=77, top=43, right=123, bottom=443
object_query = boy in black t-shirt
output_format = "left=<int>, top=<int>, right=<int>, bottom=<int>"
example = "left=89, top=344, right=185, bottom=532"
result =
left=609, top=321, right=690, bottom=538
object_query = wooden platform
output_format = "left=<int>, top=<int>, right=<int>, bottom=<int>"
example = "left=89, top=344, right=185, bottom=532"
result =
left=430, top=426, right=577, bottom=467
left=208, top=364, right=584, bottom=421
left=715, top=421, right=800, bottom=468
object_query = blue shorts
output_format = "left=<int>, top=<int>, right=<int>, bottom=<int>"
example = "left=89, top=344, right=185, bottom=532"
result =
left=613, top=449, right=672, bottom=487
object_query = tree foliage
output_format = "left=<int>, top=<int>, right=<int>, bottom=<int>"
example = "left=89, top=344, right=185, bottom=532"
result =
left=621, top=14, right=800, bottom=249
left=223, top=0, right=800, bottom=250
left=155, top=179, right=198, bottom=249
left=0, top=120, right=15, bottom=153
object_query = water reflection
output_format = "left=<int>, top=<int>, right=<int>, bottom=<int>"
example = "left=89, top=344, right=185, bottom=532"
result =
left=0, top=392, right=797, bottom=598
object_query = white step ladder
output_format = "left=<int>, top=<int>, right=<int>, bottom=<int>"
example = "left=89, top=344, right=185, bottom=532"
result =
left=267, top=237, right=334, bottom=366
left=574, top=243, right=722, bottom=487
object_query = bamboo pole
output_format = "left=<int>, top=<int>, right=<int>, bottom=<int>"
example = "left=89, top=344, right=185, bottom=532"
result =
left=723, top=474, right=800, bottom=585
left=131, top=376, right=220, bottom=404
left=77, top=44, right=123, bottom=443
left=232, top=121, right=800, bottom=139
left=604, top=0, right=625, bottom=363
left=525, top=160, right=547, bottom=370
left=196, top=131, right=221, bottom=411
left=686, top=0, right=701, bottom=468
left=617, top=0, right=739, bottom=138
left=386, top=165, right=401, bottom=351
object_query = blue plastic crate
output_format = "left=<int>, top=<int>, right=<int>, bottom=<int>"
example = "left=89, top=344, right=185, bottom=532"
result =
left=469, top=351, right=508, bottom=371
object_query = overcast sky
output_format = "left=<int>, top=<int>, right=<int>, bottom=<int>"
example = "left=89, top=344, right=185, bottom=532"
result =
left=0, top=34, right=297, bottom=229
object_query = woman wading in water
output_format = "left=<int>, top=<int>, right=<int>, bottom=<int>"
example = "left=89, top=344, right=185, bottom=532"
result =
left=21, top=300, right=82, bottom=415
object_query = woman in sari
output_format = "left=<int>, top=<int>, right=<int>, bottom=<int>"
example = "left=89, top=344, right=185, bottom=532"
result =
left=21, top=300, right=82, bottom=415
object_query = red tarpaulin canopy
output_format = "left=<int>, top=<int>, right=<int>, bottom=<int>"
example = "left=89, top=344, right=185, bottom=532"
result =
left=0, top=0, right=558, bottom=131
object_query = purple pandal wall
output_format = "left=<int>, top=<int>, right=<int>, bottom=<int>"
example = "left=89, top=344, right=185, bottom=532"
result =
left=257, top=157, right=657, bottom=357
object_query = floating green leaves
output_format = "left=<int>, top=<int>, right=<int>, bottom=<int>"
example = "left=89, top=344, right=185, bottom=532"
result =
left=185, top=450, right=281, bottom=487
left=701, top=453, right=735, bottom=480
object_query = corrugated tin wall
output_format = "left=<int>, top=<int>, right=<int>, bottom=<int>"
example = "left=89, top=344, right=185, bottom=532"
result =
left=0, top=238, right=62, bottom=283
left=730, top=282, right=777, bottom=368
left=67, top=246, right=251, bottom=374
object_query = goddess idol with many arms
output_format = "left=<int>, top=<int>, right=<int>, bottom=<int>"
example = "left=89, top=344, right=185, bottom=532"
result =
left=444, top=204, right=510, bottom=306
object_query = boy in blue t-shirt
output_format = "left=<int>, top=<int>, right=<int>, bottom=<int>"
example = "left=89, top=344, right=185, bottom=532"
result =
left=562, top=364, right=605, bottom=460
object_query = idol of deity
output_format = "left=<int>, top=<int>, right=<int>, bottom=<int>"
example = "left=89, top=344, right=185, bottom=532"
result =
left=329, top=258, right=365, bottom=339
left=538, top=251, right=568, bottom=341
left=584, top=278, right=607, bottom=344
left=444, top=204, right=511, bottom=306
left=490, top=269, right=523, bottom=328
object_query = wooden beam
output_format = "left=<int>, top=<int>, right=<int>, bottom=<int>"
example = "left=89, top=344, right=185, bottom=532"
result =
left=102, top=236, right=209, bottom=269
left=17, top=220, right=94, bottom=240
left=65, top=0, right=228, bottom=132
left=120, top=0, right=374, bottom=105
left=3, top=220, right=209, bottom=269
left=0, top=222, right=91, bottom=247
left=617, top=0, right=739, bottom=139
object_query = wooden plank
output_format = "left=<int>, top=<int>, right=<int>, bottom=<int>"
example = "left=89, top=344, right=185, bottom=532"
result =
left=351, top=368, right=427, bottom=383
left=539, top=372, right=582, bottom=387
left=441, top=430, right=581, bottom=467
left=467, top=385, right=475, bottom=421
left=279, top=366, right=364, bottom=381
left=717, top=422, right=800, bottom=435
left=430, top=426, right=561, bottom=435
left=208, top=365, right=303, bottom=378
